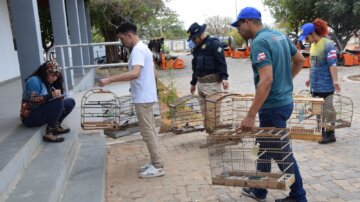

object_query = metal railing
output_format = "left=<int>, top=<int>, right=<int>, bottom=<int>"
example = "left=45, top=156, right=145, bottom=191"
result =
left=46, top=41, right=128, bottom=92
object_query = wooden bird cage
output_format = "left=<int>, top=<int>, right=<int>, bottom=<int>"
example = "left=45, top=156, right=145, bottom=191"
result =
left=206, top=92, right=326, bottom=141
left=321, top=94, right=353, bottom=130
left=208, top=128, right=295, bottom=190
left=205, top=92, right=258, bottom=134
left=168, top=95, right=204, bottom=134
left=81, top=89, right=121, bottom=130
left=289, top=94, right=324, bottom=141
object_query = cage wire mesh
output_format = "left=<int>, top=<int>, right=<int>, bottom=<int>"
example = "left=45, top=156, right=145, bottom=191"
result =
left=289, top=92, right=324, bottom=140
left=168, top=95, right=204, bottom=134
left=208, top=128, right=295, bottom=190
left=321, top=94, right=353, bottom=130
left=205, top=93, right=258, bottom=134
left=81, top=89, right=161, bottom=138
left=117, top=95, right=138, bottom=129
left=81, top=89, right=121, bottom=130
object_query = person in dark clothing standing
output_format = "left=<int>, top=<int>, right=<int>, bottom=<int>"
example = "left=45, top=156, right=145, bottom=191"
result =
left=187, top=22, right=229, bottom=116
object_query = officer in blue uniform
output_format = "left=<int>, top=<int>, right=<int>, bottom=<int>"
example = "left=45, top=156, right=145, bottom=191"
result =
left=187, top=22, right=229, bottom=116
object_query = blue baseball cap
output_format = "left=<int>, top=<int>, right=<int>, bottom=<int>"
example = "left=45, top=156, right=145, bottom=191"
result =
left=299, top=23, right=315, bottom=41
left=231, top=7, right=262, bottom=27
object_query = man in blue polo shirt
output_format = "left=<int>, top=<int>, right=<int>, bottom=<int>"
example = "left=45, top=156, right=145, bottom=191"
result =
left=231, top=7, right=307, bottom=202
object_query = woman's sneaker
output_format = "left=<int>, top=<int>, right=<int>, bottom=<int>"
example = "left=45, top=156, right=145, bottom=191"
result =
left=138, top=165, right=165, bottom=178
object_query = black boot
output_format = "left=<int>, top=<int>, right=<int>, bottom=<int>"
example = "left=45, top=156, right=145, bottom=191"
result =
left=327, top=130, right=336, bottom=143
left=319, top=129, right=335, bottom=144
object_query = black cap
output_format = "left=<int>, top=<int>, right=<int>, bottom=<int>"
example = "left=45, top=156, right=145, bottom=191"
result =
left=186, top=22, right=207, bottom=42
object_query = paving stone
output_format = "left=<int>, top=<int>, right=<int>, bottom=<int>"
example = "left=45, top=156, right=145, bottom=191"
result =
left=105, top=57, right=360, bottom=202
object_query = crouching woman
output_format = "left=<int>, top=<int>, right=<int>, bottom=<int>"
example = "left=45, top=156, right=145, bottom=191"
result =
left=20, top=61, right=75, bottom=143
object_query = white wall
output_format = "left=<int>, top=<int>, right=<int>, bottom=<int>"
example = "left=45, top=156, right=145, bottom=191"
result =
left=0, top=0, right=20, bottom=83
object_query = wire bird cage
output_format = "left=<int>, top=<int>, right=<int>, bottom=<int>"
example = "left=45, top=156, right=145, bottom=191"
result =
left=289, top=94, right=324, bottom=140
left=205, top=92, right=258, bottom=134
left=168, top=95, right=204, bottom=134
left=321, top=94, right=353, bottom=130
left=81, top=89, right=121, bottom=130
left=208, top=128, right=295, bottom=190
left=117, top=95, right=138, bottom=128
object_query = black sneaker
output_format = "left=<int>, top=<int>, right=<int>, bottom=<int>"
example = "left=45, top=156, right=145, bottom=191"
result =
left=275, top=196, right=296, bottom=202
left=242, top=188, right=266, bottom=202
left=319, top=136, right=336, bottom=144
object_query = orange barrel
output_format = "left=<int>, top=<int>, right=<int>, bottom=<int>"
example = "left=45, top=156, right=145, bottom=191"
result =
left=172, top=58, right=185, bottom=69
left=343, top=53, right=354, bottom=66
left=232, top=51, right=241, bottom=59
left=303, top=57, right=310, bottom=68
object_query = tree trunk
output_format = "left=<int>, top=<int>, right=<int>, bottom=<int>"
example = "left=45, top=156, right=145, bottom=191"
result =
left=101, top=27, right=121, bottom=63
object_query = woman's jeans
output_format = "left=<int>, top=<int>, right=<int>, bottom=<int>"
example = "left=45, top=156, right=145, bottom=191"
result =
left=253, top=103, right=307, bottom=202
left=22, top=98, right=75, bottom=129
left=311, top=91, right=335, bottom=137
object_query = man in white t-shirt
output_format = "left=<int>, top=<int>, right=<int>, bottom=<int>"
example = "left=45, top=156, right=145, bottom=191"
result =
left=98, top=22, right=164, bottom=178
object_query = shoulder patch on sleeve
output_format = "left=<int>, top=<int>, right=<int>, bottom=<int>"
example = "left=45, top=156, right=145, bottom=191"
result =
left=257, top=52, right=266, bottom=61
left=217, top=47, right=222, bottom=52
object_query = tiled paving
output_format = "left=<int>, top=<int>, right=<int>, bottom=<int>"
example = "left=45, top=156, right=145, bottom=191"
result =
left=106, top=55, right=360, bottom=202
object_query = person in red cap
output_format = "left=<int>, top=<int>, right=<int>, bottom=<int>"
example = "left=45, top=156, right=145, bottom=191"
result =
left=231, top=7, right=307, bottom=202
left=187, top=22, right=229, bottom=116
left=20, top=61, right=75, bottom=143
left=299, top=19, right=340, bottom=144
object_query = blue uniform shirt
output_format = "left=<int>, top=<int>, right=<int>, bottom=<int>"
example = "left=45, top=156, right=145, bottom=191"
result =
left=250, top=28, right=298, bottom=109
left=309, top=38, right=337, bottom=93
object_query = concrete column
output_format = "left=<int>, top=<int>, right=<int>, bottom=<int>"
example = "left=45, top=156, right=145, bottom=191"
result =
left=49, top=0, right=74, bottom=90
left=78, top=0, right=90, bottom=66
left=85, top=6, right=94, bottom=64
left=66, top=0, right=84, bottom=75
left=9, top=0, right=43, bottom=89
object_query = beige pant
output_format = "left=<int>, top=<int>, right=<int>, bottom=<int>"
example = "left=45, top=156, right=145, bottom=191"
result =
left=197, top=82, right=222, bottom=117
left=134, top=103, right=163, bottom=168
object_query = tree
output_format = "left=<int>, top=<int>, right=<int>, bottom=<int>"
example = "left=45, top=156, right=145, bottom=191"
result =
left=38, top=1, right=54, bottom=53
left=89, top=0, right=164, bottom=63
left=228, top=29, right=244, bottom=48
left=314, top=0, right=360, bottom=48
left=205, top=15, right=233, bottom=37
left=141, top=7, right=187, bottom=39
left=263, top=0, right=360, bottom=48
left=263, top=0, right=316, bottom=38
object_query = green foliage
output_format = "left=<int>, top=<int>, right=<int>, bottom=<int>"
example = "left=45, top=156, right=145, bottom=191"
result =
left=227, top=29, right=244, bottom=48
left=89, top=0, right=163, bottom=32
left=163, top=44, right=170, bottom=54
left=143, top=7, right=187, bottom=39
left=91, top=27, right=105, bottom=42
left=38, top=3, right=54, bottom=52
left=89, top=0, right=186, bottom=39
left=163, top=67, right=177, bottom=105
left=156, top=68, right=178, bottom=119
left=263, top=0, right=316, bottom=35
left=314, top=0, right=360, bottom=47
left=263, top=0, right=360, bottom=48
